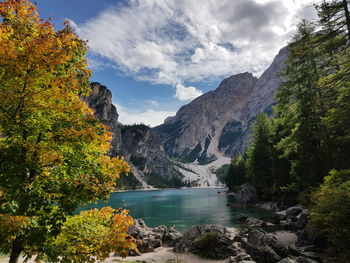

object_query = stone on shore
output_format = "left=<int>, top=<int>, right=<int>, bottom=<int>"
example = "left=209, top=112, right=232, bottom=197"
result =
left=174, top=224, right=239, bottom=259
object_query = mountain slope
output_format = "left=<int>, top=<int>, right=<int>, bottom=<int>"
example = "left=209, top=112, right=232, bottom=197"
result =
left=83, top=83, right=183, bottom=189
left=154, top=47, right=288, bottom=161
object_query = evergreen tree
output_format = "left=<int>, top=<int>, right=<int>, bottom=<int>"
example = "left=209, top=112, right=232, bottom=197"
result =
left=245, top=113, right=274, bottom=198
left=225, top=155, right=246, bottom=191
left=276, top=21, right=327, bottom=190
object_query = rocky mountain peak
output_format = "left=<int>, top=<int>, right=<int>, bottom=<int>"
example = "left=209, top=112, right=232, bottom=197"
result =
left=154, top=47, right=287, bottom=162
left=217, top=72, right=257, bottom=92
left=87, top=82, right=119, bottom=122
left=83, top=82, right=184, bottom=189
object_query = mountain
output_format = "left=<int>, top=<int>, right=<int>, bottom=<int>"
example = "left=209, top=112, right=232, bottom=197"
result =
left=153, top=47, right=288, bottom=162
left=83, top=82, right=183, bottom=189
left=82, top=47, right=287, bottom=188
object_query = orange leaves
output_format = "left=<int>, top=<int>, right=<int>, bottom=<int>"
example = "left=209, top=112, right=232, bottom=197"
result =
left=0, top=214, right=31, bottom=242
left=53, top=207, right=137, bottom=262
left=0, top=0, right=135, bottom=260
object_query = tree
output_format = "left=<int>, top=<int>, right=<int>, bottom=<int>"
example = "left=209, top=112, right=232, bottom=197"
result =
left=0, top=1, right=134, bottom=262
left=276, top=21, right=327, bottom=191
left=245, top=113, right=274, bottom=198
left=309, top=170, right=350, bottom=260
left=315, top=0, right=350, bottom=170
left=225, top=155, right=246, bottom=191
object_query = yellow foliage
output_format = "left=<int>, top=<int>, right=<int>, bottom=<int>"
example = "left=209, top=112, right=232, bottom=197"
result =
left=0, top=0, right=133, bottom=260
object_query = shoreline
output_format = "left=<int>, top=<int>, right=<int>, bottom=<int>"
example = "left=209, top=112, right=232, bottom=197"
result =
left=113, top=186, right=228, bottom=193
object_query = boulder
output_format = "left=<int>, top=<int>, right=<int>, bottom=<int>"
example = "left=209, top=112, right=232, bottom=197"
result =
left=153, top=225, right=167, bottom=240
left=165, top=226, right=182, bottom=247
left=254, top=202, right=279, bottom=212
left=278, top=258, right=298, bottom=263
left=242, top=228, right=291, bottom=263
left=235, top=183, right=257, bottom=206
left=174, top=224, right=237, bottom=259
left=238, top=214, right=268, bottom=227
left=285, top=212, right=308, bottom=231
left=286, top=207, right=303, bottom=219
left=272, top=211, right=287, bottom=224
left=128, top=219, right=166, bottom=253
left=226, top=253, right=256, bottom=263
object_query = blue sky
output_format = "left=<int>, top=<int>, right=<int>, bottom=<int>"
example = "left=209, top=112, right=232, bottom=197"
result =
left=35, top=0, right=316, bottom=127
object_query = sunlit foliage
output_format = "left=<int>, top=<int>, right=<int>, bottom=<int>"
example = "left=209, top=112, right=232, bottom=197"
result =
left=0, top=0, right=134, bottom=262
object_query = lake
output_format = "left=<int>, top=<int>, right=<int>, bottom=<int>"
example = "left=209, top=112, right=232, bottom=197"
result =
left=79, top=188, right=271, bottom=231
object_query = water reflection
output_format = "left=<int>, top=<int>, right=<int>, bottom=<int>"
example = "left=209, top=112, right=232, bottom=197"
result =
left=79, top=188, right=271, bottom=231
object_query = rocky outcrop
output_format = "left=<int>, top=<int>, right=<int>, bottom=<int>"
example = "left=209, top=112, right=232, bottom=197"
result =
left=154, top=47, right=288, bottom=161
left=128, top=219, right=165, bottom=253
left=126, top=219, right=322, bottom=263
left=234, top=183, right=258, bottom=206
left=273, top=206, right=309, bottom=231
left=154, top=72, right=257, bottom=163
left=174, top=224, right=240, bottom=259
left=83, top=83, right=184, bottom=188
left=238, top=214, right=274, bottom=228
left=83, top=82, right=122, bottom=156
left=120, top=124, right=183, bottom=188
left=236, top=228, right=322, bottom=263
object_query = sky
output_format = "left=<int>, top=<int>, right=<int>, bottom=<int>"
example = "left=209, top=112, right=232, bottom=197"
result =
left=35, top=0, right=317, bottom=127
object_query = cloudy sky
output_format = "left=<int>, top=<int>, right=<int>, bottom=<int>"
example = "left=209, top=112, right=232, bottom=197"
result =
left=36, top=0, right=316, bottom=127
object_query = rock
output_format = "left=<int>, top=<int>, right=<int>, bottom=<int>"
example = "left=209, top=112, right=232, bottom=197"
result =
left=243, top=228, right=291, bottom=263
left=174, top=224, right=237, bottom=259
left=272, top=231, right=298, bottom=249
left=152, top=225, right=167, bottom=240
left=154, top=47, right=287, bottom=161
left=286, top=207, right=303, bottom=219
left=238, top=214, right=267, bottom=227
left=128, top=219, right=166, bottom=253
left=278, top=258, right=298, bottom=263
left=296, top=256, right=320, bottom=263
left=277, top=256, right=321, bottom=263
left=254, top=202, right=279, bottom=212
left=283, top=212, right=309, bottom=231
left=165, top=226, right=182, bottom=247
left=235, top=183, right=257, bottom=206
left=272, top=211, right=287, bottom=224
left=83, top=83, right=183, bottom=189
left=285, top=213, right=309, bottom=231
left=226, top=253, right=256, bottom=263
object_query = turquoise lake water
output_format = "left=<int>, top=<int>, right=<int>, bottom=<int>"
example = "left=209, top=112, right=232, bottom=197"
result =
left=79, top=188, right=271, bottom=231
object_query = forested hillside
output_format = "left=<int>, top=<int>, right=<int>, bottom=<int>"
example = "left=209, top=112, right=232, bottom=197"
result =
left=226, top=0, right=350, bottom=259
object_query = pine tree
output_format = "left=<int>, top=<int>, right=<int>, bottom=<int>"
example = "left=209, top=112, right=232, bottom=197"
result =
left=276, top=21, right=327, bottom=190
left=246, top=113, right=275, bottom=198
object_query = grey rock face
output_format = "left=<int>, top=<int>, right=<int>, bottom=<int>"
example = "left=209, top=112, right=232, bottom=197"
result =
left=128, top=219, right=165, bottom=253
left=120, top=124, right=183, bottom=187
left=154, top=72, right=256, bottom=162
left=238, top=214, right=269, bottom=228
left=83, top=82, right=122, bottom=156
left=235, top=183, right=258, bottom=206
left=154, top=47, right=288, bottom=161
left=83, top=83, right=183, bottom=188
left=165, top=226, right=183, bottom=247
left=174, top=224, right=239, bottom=259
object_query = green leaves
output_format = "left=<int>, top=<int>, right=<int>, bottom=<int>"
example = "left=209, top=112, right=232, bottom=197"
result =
left=0, top=0, right=134, bottom=261
left=310, top=170, right=350, bottom=260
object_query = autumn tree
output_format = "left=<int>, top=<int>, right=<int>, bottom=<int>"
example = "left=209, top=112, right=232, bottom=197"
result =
left=0, top=0, right=135, bottom=262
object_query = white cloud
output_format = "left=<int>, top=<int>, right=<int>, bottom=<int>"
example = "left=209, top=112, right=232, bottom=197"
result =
left=115, top=103, right=176, bottom=127
left=173, top=83, right=203, bottom=101
left=75, top=0, right=317, bottom=99
left=149, top=100, right=160, bottom=106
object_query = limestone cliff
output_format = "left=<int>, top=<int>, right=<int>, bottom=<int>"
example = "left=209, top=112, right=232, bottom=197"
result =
left=83, top=83, right=183, bottom=188
left=153, top=47, right=288, bottom=161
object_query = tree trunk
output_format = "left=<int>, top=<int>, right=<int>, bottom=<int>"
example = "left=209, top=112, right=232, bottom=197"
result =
left=9, top=239, right=23, bottom=263
left=343, top=0, right=350, bottom=42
